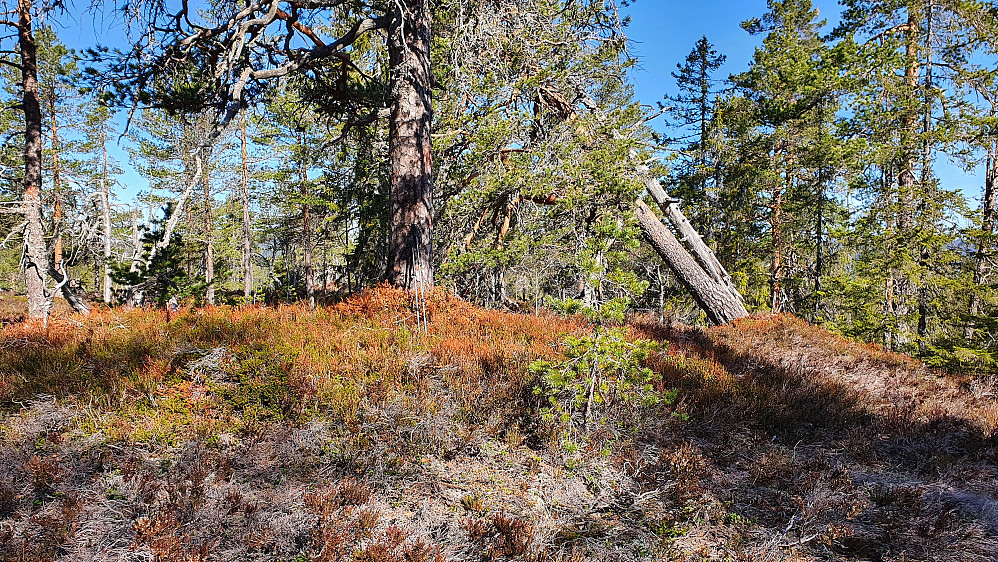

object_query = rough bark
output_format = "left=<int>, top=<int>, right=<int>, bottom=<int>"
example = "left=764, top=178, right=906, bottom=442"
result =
left=385, top=0, right=433, bottom=292
left=635, top=200, right=748, bottom=325
left=18, top=0, right=49, bottom=319
left=639, top=164, right=743, bottom=305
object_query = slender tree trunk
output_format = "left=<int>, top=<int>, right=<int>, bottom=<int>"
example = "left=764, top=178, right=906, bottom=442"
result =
left=814, top=170, right=825, bottom=318
left=635, top=200, right=747, bottom=325
left=101, top=126, right=113, bottom=303
left=18, top=0, right=49, bottom=320
left=770, top=173, right=785, bottom=314
left=322, top=222, right=328, bottom=301
left=299, top=133, right=315, bottom=309
left=968, top=139, right=997, bottom=342
left=129, top=208, right=140, bottom=273
left=203, top=154, right=215, bottom=305
left=914, top=1, right=935, bottom=351
left=240, top=113, right=252, bottom=300
left=892, top=7, right=922, bottom=349
left=48, top=89, right=63, bottom=273
left=386, top=0, right=433, bottom=291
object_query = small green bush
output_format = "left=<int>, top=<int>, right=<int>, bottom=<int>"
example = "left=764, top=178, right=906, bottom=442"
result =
left=531, top=327, right=668, bottom=438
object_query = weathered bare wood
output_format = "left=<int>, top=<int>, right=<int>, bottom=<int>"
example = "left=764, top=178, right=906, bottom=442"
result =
left=635, top=200, right=748, bottom=325
left=203, top=150, right=215, bottom=305
left=637, top=162, right=743, bottom=305
left=240, top=113, right=253, bottom=300
left=101, top=128, right=113, bottom=304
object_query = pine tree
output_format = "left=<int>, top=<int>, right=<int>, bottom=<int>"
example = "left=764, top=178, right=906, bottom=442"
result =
left=666, top=36, right=727, bottom=241
left=75, top=104, right=123, bottom=303
left=729, top=0, right=843, bottom=314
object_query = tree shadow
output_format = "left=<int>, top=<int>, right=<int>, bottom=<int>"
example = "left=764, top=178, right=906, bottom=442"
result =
left=633, top=318, right=998, bottom=561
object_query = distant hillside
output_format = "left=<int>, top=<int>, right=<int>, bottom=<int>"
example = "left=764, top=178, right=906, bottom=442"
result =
left=1, top=290, right=995, bottom=561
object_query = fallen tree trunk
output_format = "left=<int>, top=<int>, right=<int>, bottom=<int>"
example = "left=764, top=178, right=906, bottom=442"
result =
left=634, top=199, right=748, bottom=325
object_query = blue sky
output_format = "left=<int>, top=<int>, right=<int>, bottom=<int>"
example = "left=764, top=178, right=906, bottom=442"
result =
left=623, top=0, right=808, bottom=112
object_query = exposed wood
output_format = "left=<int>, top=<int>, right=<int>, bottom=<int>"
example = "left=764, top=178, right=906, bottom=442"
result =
left=18, top=0, right=49, bottom=319
left=638, top=160, right=744, bottom=306
left=203, top=151, right=215, bottom=305
left=100, top=124, right=113, bottom=303
left=50, top=265, right=90, bottom=315
left=634, top=200, right=748, bottom=325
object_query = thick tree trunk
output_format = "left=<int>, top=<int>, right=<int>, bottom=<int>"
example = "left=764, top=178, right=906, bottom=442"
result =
left=639, top=165, right=743, bottom=306
left=18, top=0, right=49, bottom=320
left=386, top=0, right=433, bottom=292
left=635, top=200, right=748, bottom=325
left=241, top=113, right=252, bottom=300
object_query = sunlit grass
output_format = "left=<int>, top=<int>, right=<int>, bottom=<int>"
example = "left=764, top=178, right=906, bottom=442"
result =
left=0, top=286, right=588, bottom=446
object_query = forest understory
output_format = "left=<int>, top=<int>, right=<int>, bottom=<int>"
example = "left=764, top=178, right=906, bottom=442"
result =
left=1, top=287, right=996, bottom=562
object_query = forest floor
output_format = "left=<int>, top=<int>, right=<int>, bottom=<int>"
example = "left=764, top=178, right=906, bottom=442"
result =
left=1, top=288, right=996, bottom=561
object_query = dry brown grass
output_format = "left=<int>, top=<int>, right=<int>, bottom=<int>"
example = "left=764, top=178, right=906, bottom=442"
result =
left=629, top=313, right=998, bottom=561
left=1, top=299, right=996, bottom=561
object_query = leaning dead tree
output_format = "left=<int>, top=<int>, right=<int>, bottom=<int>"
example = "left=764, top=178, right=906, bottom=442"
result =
left=633, top=197, right=747, bottom=325
left=564, top=82, right=748, bottom=324
left=632, top=161, right=747, bottom=325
